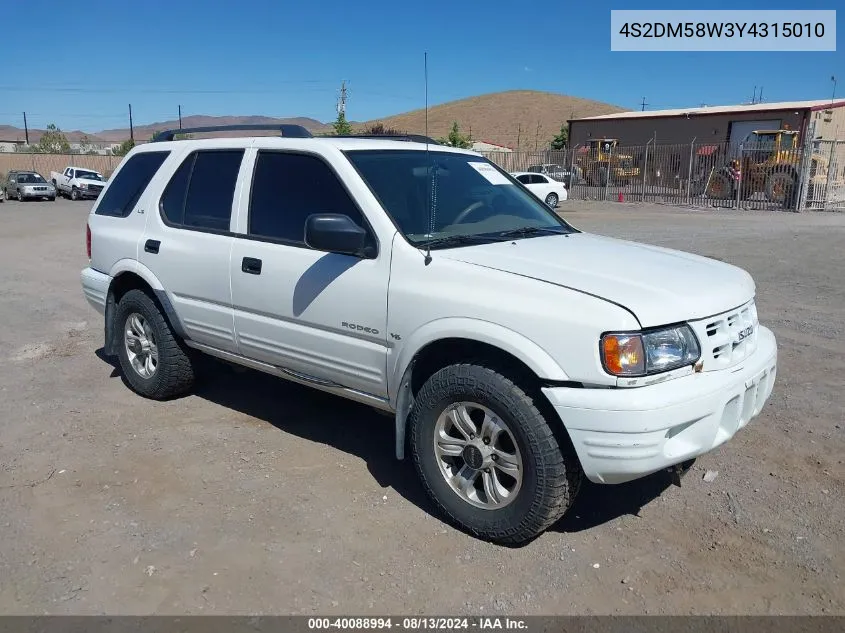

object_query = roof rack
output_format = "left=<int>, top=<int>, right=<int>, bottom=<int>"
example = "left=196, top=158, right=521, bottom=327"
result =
left=330, top=134, right=441, bottom=144
left=151, top=124, right=313, bottom=142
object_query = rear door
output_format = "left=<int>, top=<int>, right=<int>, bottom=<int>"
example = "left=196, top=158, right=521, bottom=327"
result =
left=138, top=146, right=247, bottom=353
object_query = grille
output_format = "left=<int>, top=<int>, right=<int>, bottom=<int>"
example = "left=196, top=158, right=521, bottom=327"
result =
left=33, top=186, right=48, bottom=191
left=690, top=300, right=758, bottom=371
left=88, top=184, right=104, bottom=193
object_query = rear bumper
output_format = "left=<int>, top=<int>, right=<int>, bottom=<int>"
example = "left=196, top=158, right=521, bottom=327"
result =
left=543, top=326, right=777, bottom=484
left=80, top=267, right=111, bottom=315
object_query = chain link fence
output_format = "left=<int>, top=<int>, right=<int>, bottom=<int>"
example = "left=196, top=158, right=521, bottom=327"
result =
left=483, top=139, right=845, bottom=212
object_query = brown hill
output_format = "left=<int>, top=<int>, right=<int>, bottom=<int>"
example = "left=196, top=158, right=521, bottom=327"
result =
left=359, top=90, right=627, bottom=148
left=0, top=125, right=105, bottom=144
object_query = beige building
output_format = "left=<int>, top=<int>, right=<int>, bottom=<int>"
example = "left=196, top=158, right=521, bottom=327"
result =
left=569, top=99, right=845, bottom=148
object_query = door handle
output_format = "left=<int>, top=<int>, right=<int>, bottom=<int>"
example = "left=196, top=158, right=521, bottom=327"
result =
left=242, top=257, right=262, bottom=275
left=144, top=239, right=160, bottom=254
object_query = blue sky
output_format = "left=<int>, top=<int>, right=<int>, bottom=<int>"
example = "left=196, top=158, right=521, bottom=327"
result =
left=1, top=0, right=841, bottom=132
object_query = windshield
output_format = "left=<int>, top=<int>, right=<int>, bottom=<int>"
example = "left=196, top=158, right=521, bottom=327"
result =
left=346, top=150, right=576, bottom=247
left=17, top=173, right=46, bottom=183
left=76, top=170, right=103, bottom=181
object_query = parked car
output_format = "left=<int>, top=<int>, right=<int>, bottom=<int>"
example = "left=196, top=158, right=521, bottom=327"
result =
left=51, top=166, right=106, bottom=200
left=80, top=125, right=777, bottom=545
left=2, top=170, right=57, bottom=201
left=527, top=163, right=582, bottom=188
left=512, top=171, right=568, bottom=207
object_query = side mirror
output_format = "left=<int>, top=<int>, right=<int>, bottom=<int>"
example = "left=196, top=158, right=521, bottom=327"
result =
left=304, top=213, right=367, bottom=257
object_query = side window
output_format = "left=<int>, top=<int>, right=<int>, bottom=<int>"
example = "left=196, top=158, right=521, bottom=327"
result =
left=95, top=151, right=169, bottom=217
left=248, top=151, right=367, bottom=245
left=159, top=149, right=244, bottom=231
left=516, top=175, right=531, bottom=184
left=66, top=169, right=73, bottom=178
left=534, top=175, right=548, bottom=184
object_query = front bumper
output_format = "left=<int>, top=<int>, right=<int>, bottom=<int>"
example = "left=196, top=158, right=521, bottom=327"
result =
left=77, top=188, right=102, bottom=198
left=21, top=189, right=55, bottom=198
left=543, top=326, right=777, bottom=484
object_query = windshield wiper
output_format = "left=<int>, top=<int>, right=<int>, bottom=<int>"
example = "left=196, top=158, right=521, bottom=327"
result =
left=493, top=226, right=569, bottom=239
left=415, top=234, right=498, bottom=249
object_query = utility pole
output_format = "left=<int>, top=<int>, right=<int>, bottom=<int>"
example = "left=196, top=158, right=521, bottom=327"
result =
left=640, top=97, right=648, bottom=111
left=22, top=111, right=29, bottom=145
left=758, top=86, right=763, bottom=103
left=833, top=76, right=838, bottom=102
left=178, top=105, right=182, bottom=129
left=751, top=86, right=757, bottom=104
left=534, top=121, right=541, bottom=151
left=129, top=104, right=134, bottom=142
left=516, top=123, right=522, bottom=151
left=337, top=80, right=348, bottom=116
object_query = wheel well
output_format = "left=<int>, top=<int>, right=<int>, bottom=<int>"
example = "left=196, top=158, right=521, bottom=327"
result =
left=409, top=338, right=541, bottom=399
left=397, top=337, right=580, bottom=467
left=105, top=272, right=186, bottom=355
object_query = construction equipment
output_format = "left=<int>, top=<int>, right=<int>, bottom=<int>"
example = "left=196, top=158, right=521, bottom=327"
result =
left=706, top=130, right=834, bottom=205
left=577, top=139, right=640, bottom=186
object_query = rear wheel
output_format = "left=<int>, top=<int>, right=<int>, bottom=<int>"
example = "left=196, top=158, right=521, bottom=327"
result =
left=115, top=289, right=195, bottom=399
left=707, top=172, right=734, bottom=200
left=410, top=363, right=581, bottom=545
left=765, top=172, right=796, bottom=205
left=544, top=192, right=559, bottom=208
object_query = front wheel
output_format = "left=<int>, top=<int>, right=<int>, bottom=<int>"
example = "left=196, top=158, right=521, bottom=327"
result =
left=544, top=192, right=559, bottom=208
left=410, top=363, right=581, bottom=545
left=70, top=187, right=79, bottom=201
left=115, top=289, right=196, bottom=399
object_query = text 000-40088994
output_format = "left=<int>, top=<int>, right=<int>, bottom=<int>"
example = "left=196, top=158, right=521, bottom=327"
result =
left=610, top=10, right=836, bottom=51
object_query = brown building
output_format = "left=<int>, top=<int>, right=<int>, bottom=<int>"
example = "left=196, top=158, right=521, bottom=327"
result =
left=568, top=99, right=845, bottom=148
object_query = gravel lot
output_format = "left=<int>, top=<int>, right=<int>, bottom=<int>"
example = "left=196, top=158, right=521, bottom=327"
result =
left=0, top=198, right=842, bottom=615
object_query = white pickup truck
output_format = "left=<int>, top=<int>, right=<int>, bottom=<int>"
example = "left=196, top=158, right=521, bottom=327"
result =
left=79, top=125, right=778, bottom=544
left=51, top=165, right=107, bottom=200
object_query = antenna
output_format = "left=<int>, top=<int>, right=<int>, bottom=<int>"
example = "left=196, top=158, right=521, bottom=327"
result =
left=424, top=52, right=433, bottom=266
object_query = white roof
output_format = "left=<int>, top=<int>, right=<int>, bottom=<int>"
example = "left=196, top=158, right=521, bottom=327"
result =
left=574, top=99, right=845, bottom=121
left=134, top=136, right=479, bottom=155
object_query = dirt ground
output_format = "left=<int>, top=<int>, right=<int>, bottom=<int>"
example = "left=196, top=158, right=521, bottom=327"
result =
left=0, top=198, right=842, bottom=616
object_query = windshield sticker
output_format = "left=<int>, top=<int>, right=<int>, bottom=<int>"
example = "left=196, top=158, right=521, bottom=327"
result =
left=468, top=161, right=511, bottom=185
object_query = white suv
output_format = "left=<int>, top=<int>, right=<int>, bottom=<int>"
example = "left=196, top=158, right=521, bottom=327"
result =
left=80, top=125, right=777, bottom=544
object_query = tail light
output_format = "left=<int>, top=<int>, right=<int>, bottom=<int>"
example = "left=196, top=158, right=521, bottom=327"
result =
left=86, top=223, right=91, bottom=259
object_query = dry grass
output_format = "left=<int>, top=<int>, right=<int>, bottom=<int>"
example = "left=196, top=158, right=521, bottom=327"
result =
left=357, top=90, right=627, bottom=148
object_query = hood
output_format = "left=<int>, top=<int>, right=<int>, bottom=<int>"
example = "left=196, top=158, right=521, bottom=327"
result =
left=78, top=178, right=105, bottom=186
left=440, top=232, right=755, bottom=327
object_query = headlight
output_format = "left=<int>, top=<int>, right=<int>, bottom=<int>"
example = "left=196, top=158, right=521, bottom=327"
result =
left=601, top=325, right=700, bottom=377
left=80, top=184, right=88, bottom=189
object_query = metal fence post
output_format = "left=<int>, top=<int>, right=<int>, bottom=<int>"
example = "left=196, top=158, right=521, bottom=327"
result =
left=735, top=143, right=743, bottom=210
left=605, top=143, right=612, bottom=201
left=796, top=121, right=816, bottom=212
left=823, top=140, right=837, bottom=211
left=686, top=138, right=696, bottom=205
left=642, top=140, right=650, bottom=202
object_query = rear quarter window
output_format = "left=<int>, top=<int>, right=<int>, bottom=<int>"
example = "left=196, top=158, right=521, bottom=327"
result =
left=95, top=151, right=170, bottom=217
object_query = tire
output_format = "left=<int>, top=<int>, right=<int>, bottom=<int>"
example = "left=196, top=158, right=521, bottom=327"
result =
left=115, top=289, right=195, bottom=400
left=544, top=192, right=558, bottom=208
left=0, top=188, right=5, bottom=202
left=764, top=172, right=796, bottom=205
left=410, top=363, right=581, bottom=545
left=71, top=187, right=79, bottom=201
left=50, top=196, right=56, bottom=202
left=707, top=172, right=734, bottom=200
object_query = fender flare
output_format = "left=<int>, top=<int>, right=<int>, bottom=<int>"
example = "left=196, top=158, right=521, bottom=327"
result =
left=389, top=318, right=571, bottom=459
left=104, top=260, right=189, bottom=351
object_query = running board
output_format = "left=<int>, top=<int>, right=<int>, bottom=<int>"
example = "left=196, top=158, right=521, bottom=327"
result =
left=185, top=341, right=392, bottom=412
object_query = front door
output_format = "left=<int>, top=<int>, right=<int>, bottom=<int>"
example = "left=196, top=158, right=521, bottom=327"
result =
left=230, top=149, right=391, bottom=399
